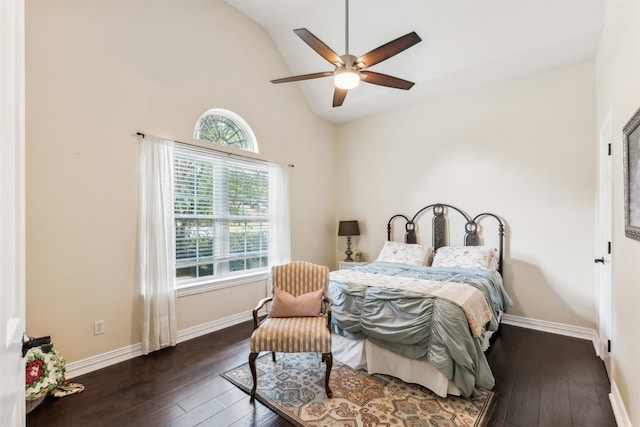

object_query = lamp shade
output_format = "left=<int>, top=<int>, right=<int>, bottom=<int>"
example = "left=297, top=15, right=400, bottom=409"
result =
left=338, top=220, right=360, bottom=236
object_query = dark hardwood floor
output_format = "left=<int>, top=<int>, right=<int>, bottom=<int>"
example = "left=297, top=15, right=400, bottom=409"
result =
left=486, top=325, right=616, bottom=426
left=27, top=322, right=617, bottom=427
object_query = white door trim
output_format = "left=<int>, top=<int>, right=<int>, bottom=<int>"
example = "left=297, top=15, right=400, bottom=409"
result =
left=0, top=0, right=26, bottom=424
left=597, top=106, right=613, bottom=376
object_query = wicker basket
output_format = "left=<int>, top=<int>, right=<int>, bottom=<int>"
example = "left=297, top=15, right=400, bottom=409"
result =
left=26, top=395, right=46, bottom=414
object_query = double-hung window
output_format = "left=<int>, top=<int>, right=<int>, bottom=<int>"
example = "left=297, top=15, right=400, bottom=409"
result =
left=174, top=109, right=269, bottom=286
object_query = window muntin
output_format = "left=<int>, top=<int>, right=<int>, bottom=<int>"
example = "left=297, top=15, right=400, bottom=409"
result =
left=193, top=109, right=258, bottom=153
left=174, top=150, right=269, bottom=284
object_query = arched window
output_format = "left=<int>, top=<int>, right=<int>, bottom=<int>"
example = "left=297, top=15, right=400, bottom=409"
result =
left=175, top=109, right=267, bottom=285
left=193, top=108, right=258, bottom=153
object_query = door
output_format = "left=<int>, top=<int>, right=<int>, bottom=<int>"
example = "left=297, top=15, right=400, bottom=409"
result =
left=0, top=0, right=26, bottom=425
left=597, top=107, right=613, bottom=376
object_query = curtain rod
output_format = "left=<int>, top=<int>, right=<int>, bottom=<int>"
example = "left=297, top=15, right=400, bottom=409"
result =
left=136, top=132, right=294, bottom=167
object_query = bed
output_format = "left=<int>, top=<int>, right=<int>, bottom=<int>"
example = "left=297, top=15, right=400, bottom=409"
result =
left=328, top=203, right=513, bottom=397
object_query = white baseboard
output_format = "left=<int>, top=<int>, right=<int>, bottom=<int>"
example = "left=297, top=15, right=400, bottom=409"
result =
left=65, top=343, right=144, bottom=379
left=65, top=310, right=254, bottom=379
left=610, top=380, right=632, bottom=427
left=500, top=314, right=599, bottom=354
left=66, top=312, right=601, bottom=385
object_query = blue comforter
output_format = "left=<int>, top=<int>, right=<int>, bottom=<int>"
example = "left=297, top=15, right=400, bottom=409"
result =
left=328, top=262, right=513, bottom=396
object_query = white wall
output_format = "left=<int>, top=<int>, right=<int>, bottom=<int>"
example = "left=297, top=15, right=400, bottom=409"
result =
left=596, top=2, right=640, bottom=425
left=336, top=60, right=597, bottom=329
left=25, top=1, right=337, bottom=362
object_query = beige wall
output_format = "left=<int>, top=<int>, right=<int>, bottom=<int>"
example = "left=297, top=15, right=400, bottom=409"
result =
left=336, top=61, right=597, bottom=328
left=25, top=1, right=337, bottom=362
left=596, top=1, right=640, bottom=424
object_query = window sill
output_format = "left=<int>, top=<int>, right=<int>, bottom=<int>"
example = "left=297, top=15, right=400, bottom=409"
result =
left=177, top=270, right=269, bottom=297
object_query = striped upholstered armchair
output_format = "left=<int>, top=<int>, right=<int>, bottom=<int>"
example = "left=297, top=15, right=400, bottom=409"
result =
left=248, top=261, right=333, bottom=398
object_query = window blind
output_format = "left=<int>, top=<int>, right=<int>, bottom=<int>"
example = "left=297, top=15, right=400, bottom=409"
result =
left=174, top=147, right=269, bottom=283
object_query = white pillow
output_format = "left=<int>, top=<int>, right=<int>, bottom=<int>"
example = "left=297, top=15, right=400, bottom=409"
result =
left=432, top=246, right=498, bottom=270
left=374, top=241, right=433, bottom=266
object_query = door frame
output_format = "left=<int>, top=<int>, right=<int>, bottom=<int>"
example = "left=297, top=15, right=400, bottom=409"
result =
left=597, top=106, right=613, bottom=376
left=0, top=0, right=26, bottom=424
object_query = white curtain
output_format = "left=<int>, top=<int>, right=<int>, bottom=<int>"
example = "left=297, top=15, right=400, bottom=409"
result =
left=136, top=134, right=177, bottom=355
left=267, top=163, right=291, bottom=293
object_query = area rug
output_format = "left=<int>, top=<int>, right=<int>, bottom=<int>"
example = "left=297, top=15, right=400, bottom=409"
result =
left=221, top=352, right=495, bottom=427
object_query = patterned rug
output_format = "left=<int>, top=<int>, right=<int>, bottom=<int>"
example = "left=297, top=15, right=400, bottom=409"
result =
left=221, top=352, right=495, bottom=427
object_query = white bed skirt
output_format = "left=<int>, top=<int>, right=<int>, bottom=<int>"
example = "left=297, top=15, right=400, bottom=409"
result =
left=331, top=323, right=497, bottom=398
left=331, top=334, right=460, bottom=397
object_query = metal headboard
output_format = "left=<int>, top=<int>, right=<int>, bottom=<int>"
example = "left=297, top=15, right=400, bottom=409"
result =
left=386, top=203, right=505, bottom=274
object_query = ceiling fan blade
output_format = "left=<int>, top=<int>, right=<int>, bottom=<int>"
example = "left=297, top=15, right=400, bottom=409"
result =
left=361, top=71, right=415, bottom=90
left=356, top=32, right=422, bottom=69
left=271, top=71, right=334, bottom=84
left=333, top=87, right=348, bottom=107
left=294, top=28, right=344, bottom=66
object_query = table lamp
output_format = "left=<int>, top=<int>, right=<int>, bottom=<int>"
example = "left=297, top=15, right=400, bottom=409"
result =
left=338, top=220, right=360, bottom=262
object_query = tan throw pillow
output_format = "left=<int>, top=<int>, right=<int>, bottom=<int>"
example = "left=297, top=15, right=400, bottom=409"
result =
left=269, top=287, right=324, bottom=318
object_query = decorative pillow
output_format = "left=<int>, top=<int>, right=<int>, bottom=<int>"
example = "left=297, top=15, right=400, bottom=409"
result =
left=432, top=246, right=498, bottom=270
left=373, top=241, right=433, bottom=266
left=269, top=287, right=323, bottom=318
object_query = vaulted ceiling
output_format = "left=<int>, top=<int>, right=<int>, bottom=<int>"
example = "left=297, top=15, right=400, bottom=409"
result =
left=226, top=0, right=604, bottom=124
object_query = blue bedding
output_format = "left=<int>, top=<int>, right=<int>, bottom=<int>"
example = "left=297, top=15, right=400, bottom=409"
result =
left=328, top=262, right=513, bottom=396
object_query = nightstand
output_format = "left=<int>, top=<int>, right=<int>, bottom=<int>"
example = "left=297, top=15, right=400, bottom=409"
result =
left=338, top=261, right=369, bottom=270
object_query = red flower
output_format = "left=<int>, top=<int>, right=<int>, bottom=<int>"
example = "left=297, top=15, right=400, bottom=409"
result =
left=26, top=358, right=46, bottom=386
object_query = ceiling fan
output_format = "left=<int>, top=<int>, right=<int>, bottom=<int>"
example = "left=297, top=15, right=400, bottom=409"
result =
left=271, top=0, right=422, bottom=108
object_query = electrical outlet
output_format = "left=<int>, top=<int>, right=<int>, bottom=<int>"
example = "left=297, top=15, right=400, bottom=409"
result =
left=94, top=320, right=105, bottom=335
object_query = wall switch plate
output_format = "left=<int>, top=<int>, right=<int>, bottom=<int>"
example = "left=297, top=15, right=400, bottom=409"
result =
left=94, top=320, right=105, bottom=335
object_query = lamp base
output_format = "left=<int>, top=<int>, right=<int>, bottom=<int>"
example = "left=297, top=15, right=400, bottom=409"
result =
left=344, top=236, right=354, bottom=262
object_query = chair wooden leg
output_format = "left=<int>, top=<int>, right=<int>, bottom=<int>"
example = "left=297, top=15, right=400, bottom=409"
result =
left=322, top=352, right=333, bottom=398
left=249, top=352, right=259, bottom=398
left=272, top=351, right=276, bottom=362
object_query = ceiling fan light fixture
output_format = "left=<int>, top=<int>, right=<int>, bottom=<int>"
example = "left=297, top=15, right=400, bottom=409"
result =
left=334, top=67, right=360, bottom=89
left=269, top=0, right=420, bottom=107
